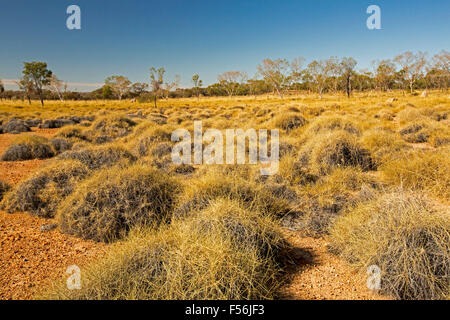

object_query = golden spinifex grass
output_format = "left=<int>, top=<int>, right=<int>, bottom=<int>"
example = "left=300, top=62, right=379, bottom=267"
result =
left=0, top=180, right=11, bottom=201
left=381, top=147, right=450, bottom=201
left=329, top=191, right=450, bottom=300
left=56, top=143, right=136, bottom=170
left=298, top=130, right=375, bottom=175
left=1, top=134, right=55, bottom=161
left=1, top=90, right=449, bottom=300
left=39, top=199, right=288, bottom=300
left=173, top=170, right=291, bottom=219
left=57, top=165, right=179, bottom=242
left=1, top=160, right=89, bottom=218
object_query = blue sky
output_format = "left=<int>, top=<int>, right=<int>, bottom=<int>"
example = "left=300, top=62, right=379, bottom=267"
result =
left=0, top=0, right=449, bottom=91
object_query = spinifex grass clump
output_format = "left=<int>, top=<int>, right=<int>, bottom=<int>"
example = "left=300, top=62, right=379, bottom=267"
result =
left=299, top=130, right=375, bottom=175
left=272, top=113, right=307, bottom=132
left=0, top=180, right=11, bottom=201
left=40, top=199, right=288, bottom=300
left=129, top=126, right=173, bottom=157
left=304, top=115, right=361, bottom=136
left=329, top=191, right=450, bottom=300
left=381, top=148, right=450, bottom=200
left=56, top=144, right=136, bottom=170
left=1, top=135, right=55, bottom=161
left=360, top=129, right=408, bottom=165
left=57, top=165, right=179, bottom=242
left=286, top=167, right=378, bottom=237
left=173, top=171, right=291, bottom=219
left=55, top=125, right=88, bottom=142
left=86, top=114, right=137, bottom=143
left=1, top=160, right=89, bottom=218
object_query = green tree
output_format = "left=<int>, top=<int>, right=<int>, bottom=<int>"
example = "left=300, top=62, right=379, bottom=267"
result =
left=105, top=75, right=131, bottom=100
left=102, top=85, right=114, bottom=99
left=22, top=61, right=52, bottom=106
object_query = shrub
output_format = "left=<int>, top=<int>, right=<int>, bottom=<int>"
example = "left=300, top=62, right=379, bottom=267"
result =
left=381, top=149, right=450, bottom=200
left=329, top=192, right=450, bottom=299
left=57, top=165, right=179, bottom=242
left=1, top=160, right=89, bottom=218
left=300, top=130, right=375, bottom=175
left=1, top=135, right=54, bottom=161
left=56, top=144, right=136, bottom=170
left=41, top=199, right=287, bottom=300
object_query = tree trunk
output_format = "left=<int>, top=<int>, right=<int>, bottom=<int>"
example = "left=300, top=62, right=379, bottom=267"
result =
left=346, top=75, right=351, bottom=98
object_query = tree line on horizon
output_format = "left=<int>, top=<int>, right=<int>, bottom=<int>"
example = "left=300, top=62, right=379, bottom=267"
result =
left=0, top=50, right=448, bottom=106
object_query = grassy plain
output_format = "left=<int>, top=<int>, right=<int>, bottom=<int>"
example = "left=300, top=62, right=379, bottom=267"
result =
left=0, top=90, right=449, bottom=300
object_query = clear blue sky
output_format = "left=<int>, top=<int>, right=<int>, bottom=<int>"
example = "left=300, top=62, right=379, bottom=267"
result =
left=1, top=0, right=449, bottom=91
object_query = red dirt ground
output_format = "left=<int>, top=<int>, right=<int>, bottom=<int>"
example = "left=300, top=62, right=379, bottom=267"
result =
left=0, top=129, right=106, bottom=300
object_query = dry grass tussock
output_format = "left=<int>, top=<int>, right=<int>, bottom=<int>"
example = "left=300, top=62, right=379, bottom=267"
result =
left=39, top=199, right=288, bottom=300
left=1, top=160, right=89, bottom=217
left=0, top=180, right=11, bottom=201
left=57, top=165, right=179, bottom=242
left=174, top=171, right=291, bottom=219
left=381, top=148, right=450, bottom=201
left=56, top=143, right=136, bottom=170
left=299, top=130, right=375, bottom=175
left=329, top=191, right=450, bottom=300
left=1, top=135, right=55, bottom=161
left=360, top=128, right=409, bottom=165
left=284, top=167, right=378, bottom=237
left=85, top=114, right=137, bottom=143
left=271, top=112, right=307, bottom=132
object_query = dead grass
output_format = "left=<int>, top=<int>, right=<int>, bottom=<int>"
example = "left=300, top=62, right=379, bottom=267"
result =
left=329, top=191, right=450, bottom=300
left=1, top=160, right=89, bottom=217
left=0, top=180, right=11, bottom=201
left=56, top=143, right=136, bottom=170
left=40, top=199, right=288, bottom=300
left=1, top=135, right=54, bottom=161
left=174, top=171, right=291, bottom=219
left=299, top=130, right=375, bottom=175
left=381, top=148, right=450, bottom=200
left=57, top=165, right=179, bottom=242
